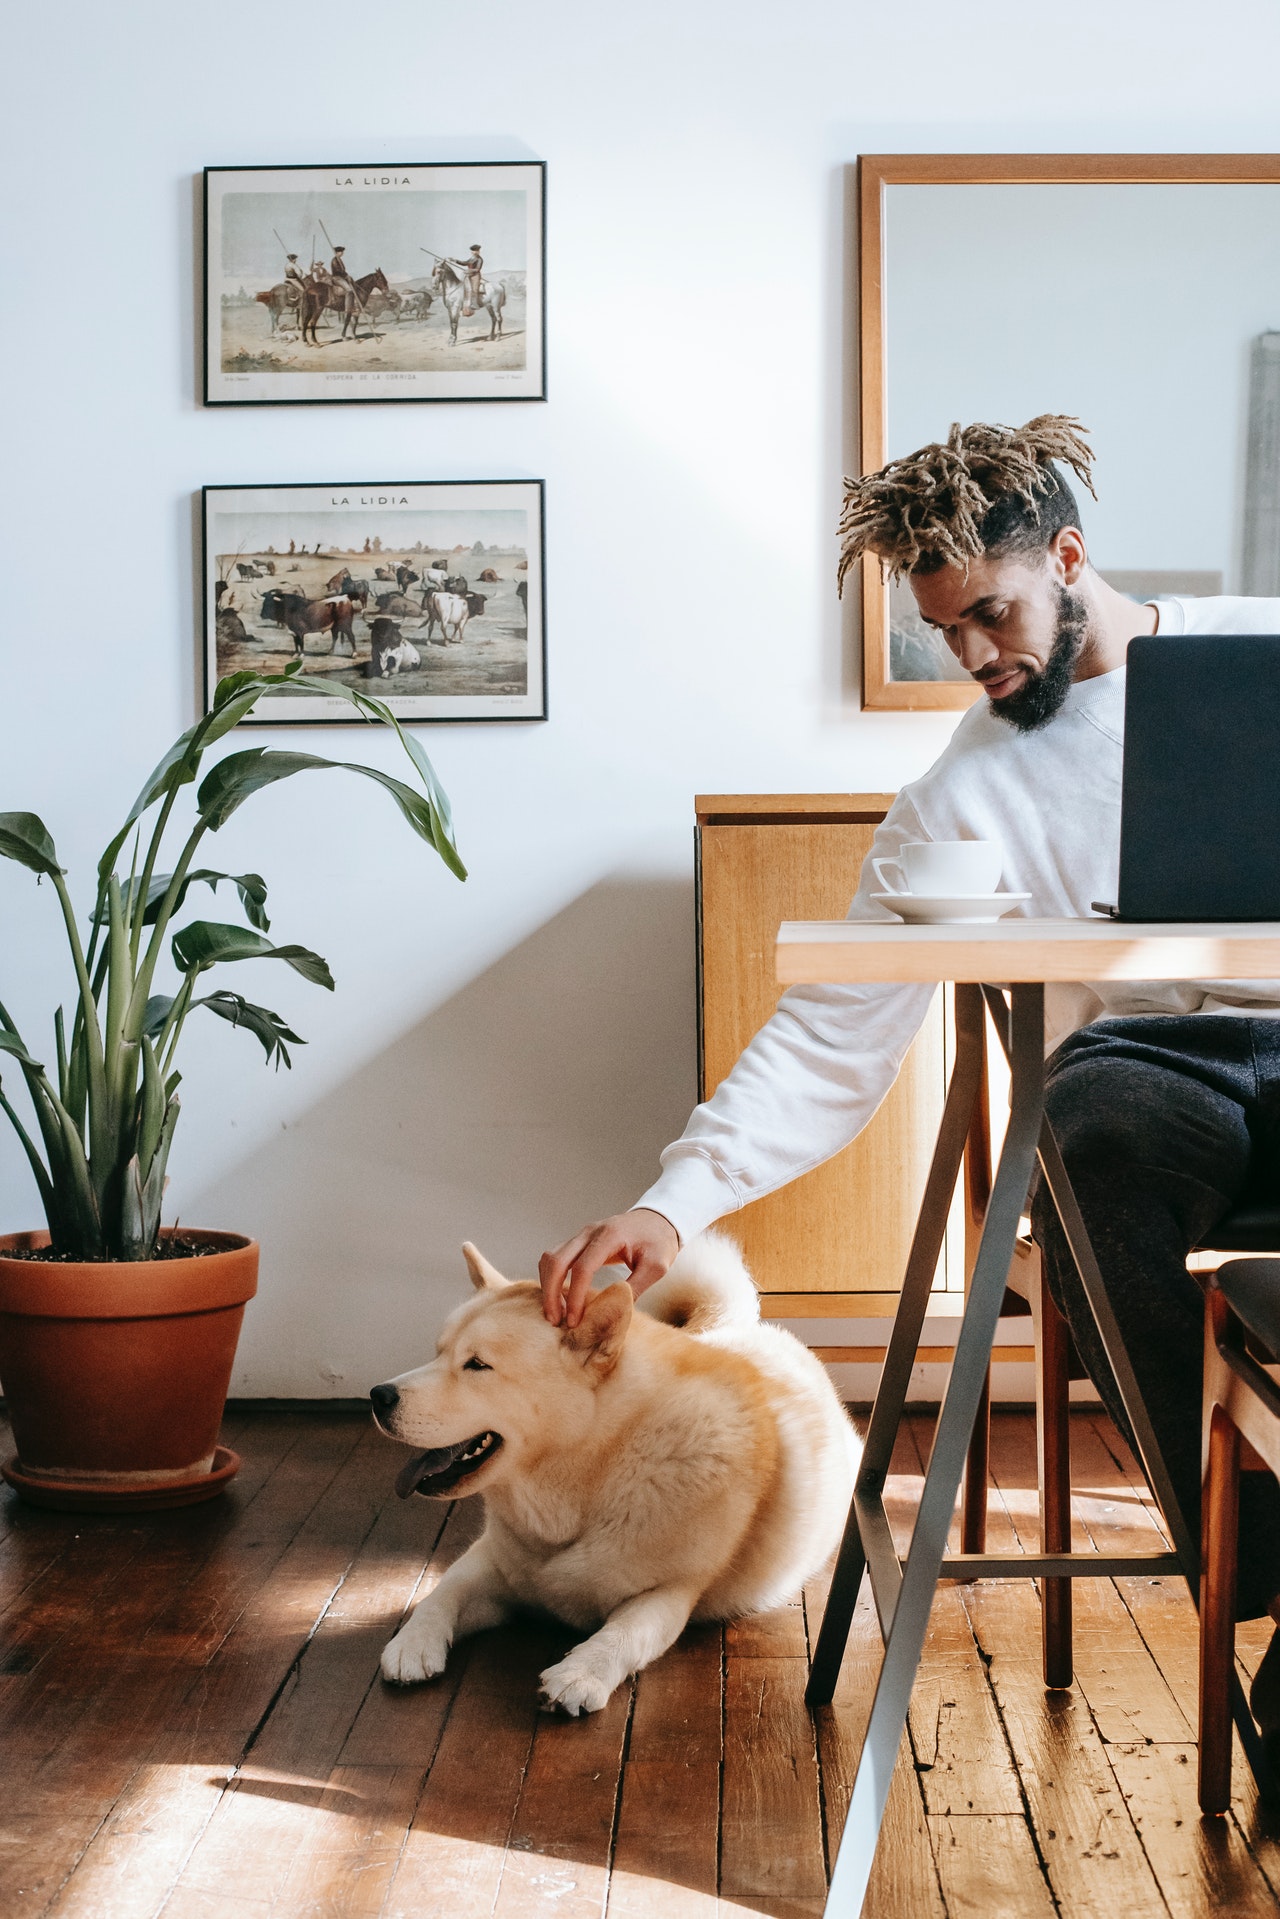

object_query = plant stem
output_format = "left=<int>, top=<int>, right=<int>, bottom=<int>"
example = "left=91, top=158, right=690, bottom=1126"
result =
left=49, top=870, right=107, bottom=1161
left=158, top=974, right=197, bottom=1079
left=127, top=818, right=210, bottom=1042
left=130, top=788, right=179, bottom=966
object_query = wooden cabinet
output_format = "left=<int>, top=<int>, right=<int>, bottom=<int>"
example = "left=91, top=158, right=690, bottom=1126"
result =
left=697, top=794, right=958, bottom=1315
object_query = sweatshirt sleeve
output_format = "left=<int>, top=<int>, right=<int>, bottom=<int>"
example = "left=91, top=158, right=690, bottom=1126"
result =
left=633, top=795, right=938, bottom=1245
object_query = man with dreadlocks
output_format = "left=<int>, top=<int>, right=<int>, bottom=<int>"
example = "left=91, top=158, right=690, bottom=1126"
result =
left=540, top=414, right=1280, bottom=1753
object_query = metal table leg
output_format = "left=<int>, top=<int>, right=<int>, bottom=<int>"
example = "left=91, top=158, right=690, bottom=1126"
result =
left=821, top=984, right=1048, bottom=1917
left=807, top=983, right=987, bottom=1703
left=813, top=976, right=1267, bottom=1917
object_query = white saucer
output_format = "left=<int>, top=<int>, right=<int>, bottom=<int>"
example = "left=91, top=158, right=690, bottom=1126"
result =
left=870, top=891, right=1031, bottom=925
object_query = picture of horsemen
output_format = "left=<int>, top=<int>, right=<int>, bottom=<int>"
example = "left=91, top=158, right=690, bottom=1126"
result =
left=204, top=163, right=546, bottom=403
left=203, top=482, right=546, bottom=724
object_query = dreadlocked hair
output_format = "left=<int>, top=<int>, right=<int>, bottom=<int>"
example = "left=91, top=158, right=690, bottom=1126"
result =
left=836, top=414, right=1098, bottom=594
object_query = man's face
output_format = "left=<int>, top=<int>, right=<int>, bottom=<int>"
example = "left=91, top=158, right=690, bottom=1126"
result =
left=909, top=534, right=1093, bottom=729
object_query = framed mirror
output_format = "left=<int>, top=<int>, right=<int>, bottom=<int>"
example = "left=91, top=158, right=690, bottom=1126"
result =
left=856, top=154, right=1280, bottom=709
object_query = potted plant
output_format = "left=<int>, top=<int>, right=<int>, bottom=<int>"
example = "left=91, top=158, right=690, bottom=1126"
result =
left=0, top=664, right=465, bottom=1511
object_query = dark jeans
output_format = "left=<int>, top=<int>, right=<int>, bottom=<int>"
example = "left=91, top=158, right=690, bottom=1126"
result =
left=1031, top=1015, right=1280, bottom=1620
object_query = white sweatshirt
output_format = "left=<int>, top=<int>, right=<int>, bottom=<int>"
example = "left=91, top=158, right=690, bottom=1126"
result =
left=636, top=596, right=1280, bottom=1246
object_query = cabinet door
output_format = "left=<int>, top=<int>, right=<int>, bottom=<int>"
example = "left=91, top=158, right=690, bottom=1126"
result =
left=699, top=821, right=947, bottom=1299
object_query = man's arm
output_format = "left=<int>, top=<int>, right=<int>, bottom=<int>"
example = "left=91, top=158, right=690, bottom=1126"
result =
left=540, top=798, right=937, bottom=1326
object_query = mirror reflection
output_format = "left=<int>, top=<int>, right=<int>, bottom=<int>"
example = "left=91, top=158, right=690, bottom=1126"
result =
left=883, top=183, right=1280, bottom=680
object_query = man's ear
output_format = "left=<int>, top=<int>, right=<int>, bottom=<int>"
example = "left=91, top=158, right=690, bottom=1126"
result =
left=1049, top=524, right=1088, bottom=586
left=462, top=1242, right=509, bottom=1292
left=562, top=1280, right=633, bottom=1376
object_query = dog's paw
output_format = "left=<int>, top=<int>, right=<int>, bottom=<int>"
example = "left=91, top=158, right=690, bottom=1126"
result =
left=381, top=1625, right=449, bottom=1687
left=538, top=1652, right=615, bottom=1717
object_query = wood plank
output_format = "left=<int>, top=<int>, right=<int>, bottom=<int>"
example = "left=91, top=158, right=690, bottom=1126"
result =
left=0, top=1414, right=334, bottom=1785
left=721, top=1652, right=827, bottom=1914
left=377, top=1623, right=554, bottom=1919
left=805, top=1586, right=945, bottom=1919
left=946, top=1416, right=1168, bottom=1914
left=494, top=1671, right=632, bottom=1919
left=725, top=1597, right=808, bottom=1660
left=806, top=1412, right=945, bottom=1915
left=29, top=1417, right=369, bottom=1915
left=248, top=1479, right=453, bottom=1773
left=160, top=1422, right=394, bottom=1743
left=908, top=1613, right=1025, bottom=1817
left=339, top=1496, right=485, bottom=1765
left=609, top=1623, right=721, bottom=1917
left=263, top=1765, right=424, bottom=1919
left=929, top=1813, right=1056, bottom=1918
left=696, top=793, right=897, bottom=820
left=981, top=1649, right=1167, bottom=1916
left=156, top=1765, right=417, bottom=1919
left=39, top=1762, right=235, bottom=1919
left=778, top=918, right=1280, bottom=988
left=985, top=1410, right=1193, bottom=1745
left=1108, top=1740, right=1280, bottom=1918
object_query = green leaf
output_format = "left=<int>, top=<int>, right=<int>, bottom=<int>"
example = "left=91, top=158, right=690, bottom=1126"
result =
left=94, top=868, right=271, bottom=934
left=0, top=812, right=62, bottom=879
left=141, top=995, right=175, bottom=1041
left=170, top=920, right=334, bottom=989
left=195, top=748, right=465, bottom=880
left=196, top=750, right=329, bottom=831
left=0, top=1031, right=44, bottom=1072
left=194, top=990, right=305, bottom=1070
left=96, top=672, right=304, bottom=887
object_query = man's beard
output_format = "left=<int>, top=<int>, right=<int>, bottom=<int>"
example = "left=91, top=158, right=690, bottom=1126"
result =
left=984, top=587, right=1090, bottom=732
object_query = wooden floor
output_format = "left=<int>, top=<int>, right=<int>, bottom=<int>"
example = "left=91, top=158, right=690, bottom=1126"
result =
left=2, top=1407, right=1279, bottom=1919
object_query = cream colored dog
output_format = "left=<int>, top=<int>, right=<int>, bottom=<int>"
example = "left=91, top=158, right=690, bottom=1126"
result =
left=371, top=1232, right=859, bottom=1716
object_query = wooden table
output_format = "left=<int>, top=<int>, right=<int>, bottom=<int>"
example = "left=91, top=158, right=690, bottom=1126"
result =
left=775, top=919, right=1280, bottom=1919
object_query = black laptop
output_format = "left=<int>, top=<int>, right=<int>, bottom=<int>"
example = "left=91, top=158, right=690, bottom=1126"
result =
left=1096, top=633, right=1280, bottom=922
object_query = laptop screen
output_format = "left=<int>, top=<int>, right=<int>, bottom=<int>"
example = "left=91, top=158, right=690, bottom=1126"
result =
left=1120, top=634, right=1280, bottom=921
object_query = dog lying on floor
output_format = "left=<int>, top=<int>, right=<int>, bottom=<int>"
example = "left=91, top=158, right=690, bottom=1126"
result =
left=370, top=1233, right=859, bottom=1715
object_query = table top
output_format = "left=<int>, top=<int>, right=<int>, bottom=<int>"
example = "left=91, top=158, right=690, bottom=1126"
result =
left=776, top=918, right=1280, bottom=985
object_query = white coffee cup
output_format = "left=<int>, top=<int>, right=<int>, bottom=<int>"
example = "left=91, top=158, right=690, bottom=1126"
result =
left=872, top=840, right=1003, bottom=899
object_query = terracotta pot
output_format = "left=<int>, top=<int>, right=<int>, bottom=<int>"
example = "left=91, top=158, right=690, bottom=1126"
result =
left=0, top=1228, right=258, bottom=1512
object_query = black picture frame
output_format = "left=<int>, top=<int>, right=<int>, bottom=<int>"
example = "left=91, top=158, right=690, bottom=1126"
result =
left=203, top=479, right=547, bottom=724
left=203, top=162, right=546, bottom=406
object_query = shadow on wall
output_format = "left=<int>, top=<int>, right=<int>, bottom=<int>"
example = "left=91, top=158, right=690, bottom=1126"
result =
left=187, top=876, right=697, bottom=1397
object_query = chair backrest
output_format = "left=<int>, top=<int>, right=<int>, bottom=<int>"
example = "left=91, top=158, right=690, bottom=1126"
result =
left=1200, top=1204, right=1280, bottom=1255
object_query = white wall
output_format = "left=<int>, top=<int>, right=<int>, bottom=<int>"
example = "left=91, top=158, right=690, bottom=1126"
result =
left=4, top=0, right=1280, bottom=1394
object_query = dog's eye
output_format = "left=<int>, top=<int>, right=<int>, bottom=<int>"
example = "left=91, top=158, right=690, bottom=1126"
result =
left=463, top=1356, right=491, bottom=1372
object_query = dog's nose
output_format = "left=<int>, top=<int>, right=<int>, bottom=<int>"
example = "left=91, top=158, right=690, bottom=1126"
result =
left=370, top=1383, right=400, bottom=1413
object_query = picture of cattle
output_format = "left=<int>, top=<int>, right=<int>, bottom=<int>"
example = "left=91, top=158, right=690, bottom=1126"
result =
left=203, top=481, right=545, bottom=724
left=204, top=164, right=546, bottom=405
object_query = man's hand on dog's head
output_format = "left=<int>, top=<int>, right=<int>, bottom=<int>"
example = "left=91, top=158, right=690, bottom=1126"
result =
left=539, top=1209, right=681, bottom=1328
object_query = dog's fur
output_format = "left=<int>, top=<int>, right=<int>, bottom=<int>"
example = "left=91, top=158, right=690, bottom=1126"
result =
left=372, top=1233, right=859, bottom=1714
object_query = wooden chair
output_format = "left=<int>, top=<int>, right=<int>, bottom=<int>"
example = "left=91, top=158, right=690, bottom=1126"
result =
left=962, top=1024, right=1280, bottom=1694
left=1198, top=1257, right=1280, bottom=1814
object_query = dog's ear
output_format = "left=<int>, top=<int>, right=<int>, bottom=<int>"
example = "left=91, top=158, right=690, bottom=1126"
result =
left=462, top=1242, right=509, bottom=1292
left=563, top=1280, right=633, bottom=1377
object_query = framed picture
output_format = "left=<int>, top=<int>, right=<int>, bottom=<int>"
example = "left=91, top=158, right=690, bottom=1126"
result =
left=203, top=162, right=545, bottom=405
left=203, top=480, right=546, bottom=724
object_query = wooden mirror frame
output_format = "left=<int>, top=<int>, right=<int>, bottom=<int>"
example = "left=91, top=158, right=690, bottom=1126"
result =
left=857, top=153, right=1280, bottom=710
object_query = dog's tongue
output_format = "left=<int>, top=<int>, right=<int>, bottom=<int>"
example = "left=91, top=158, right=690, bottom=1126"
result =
left=394, top=1441, right=466, bottom=1499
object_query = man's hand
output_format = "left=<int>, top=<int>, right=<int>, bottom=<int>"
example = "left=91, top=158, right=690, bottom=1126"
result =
left=539, top=1209, right=680, bottom=1328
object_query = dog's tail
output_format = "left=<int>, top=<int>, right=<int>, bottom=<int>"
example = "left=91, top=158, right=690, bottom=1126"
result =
left=637, top=1230, right=760, bottom=1333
